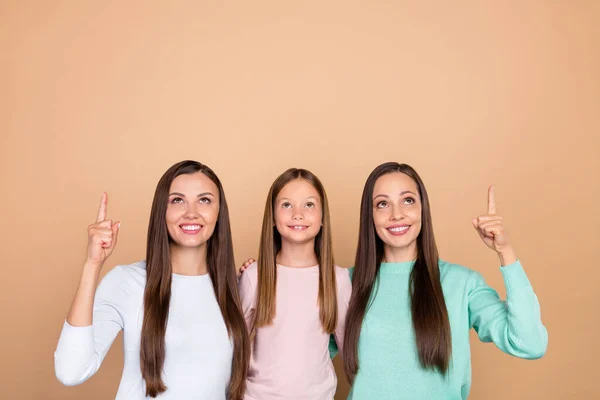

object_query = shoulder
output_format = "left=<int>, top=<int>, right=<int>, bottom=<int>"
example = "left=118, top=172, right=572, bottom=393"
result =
left=334, top=265, right=352, bottom=287
left=106, top=260, right=146, bottom=279
left=438, top=259, right=484, bottom=288
left=246, top=260, right=259, bottom=275
left=438, top=259, right=473, bottom=275
left=240, top=260, right=259, bottom=287
left=334, top=265, right=351, bottom=280
left=97, top=260, right=147, bottom=294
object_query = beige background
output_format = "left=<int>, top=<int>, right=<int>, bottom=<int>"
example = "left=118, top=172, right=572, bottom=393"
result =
left=1, top=1, right=598, bottom=399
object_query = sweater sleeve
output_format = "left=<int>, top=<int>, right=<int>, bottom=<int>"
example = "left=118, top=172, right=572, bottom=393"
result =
left=54, top=267, right=126, bottom=386
left=328, top=335, right=339, bottom=359
left=468, top=260, right=548, bottom=359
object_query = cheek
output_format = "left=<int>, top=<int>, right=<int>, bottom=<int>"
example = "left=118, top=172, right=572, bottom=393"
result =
left=309, top=210, right=322, bottom=225
left=372, top=210, right=388, bottom=229
left=165, top=207, right=182, bottom=224
left=201, top=206, right=220, bottom=224
left=165, top=211, right=180, bottom=239
left=410, top=208, right=423, bottom=235
left=411, top=207, right=422, bottom=224
left=274, top=209, right=288, bottom=225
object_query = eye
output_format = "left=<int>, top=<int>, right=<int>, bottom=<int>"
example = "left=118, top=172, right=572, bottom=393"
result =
left=377, top=200, right=389, bottom=208
left=282, top=202, right=292, bottom=209
left=305, top=202, right=315, bottom=209
left=376, top=201, right=388, bottom=208
left=403, top=197, right=415, bottom=205
left=199, top=197, right=211, bottom=204
left=171, top=197, right=184, bottom=204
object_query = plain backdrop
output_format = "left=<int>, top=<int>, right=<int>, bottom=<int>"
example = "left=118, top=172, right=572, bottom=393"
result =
left=1, top=1, right=598, bottom=399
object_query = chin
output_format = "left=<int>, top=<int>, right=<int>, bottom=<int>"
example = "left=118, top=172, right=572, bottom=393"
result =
left=385, top=237, right=415, bottom=249
left=173, top=239, right=206, bottom=248
left=282, top=235, right=315, bottom=245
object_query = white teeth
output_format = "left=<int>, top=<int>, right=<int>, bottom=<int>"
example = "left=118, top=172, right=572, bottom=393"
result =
left=291, top=226, right=306, bottom=229
left=181, top=225, right=200, bottom=231
left=388, top=226, right=409, bottom=233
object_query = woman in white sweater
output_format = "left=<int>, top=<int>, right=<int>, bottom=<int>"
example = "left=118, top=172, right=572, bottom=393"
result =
left=54, top=160, right=250, bottom=399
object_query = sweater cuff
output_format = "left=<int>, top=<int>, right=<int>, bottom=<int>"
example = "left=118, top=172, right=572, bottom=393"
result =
left=500, top=260, right=532, bottom=294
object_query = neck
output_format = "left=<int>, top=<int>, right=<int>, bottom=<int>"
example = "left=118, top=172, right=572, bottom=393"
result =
left=169, top=243, right=208, bottom=275
left=277, top=239, right=318, bottom=268
left=383, top=243, right=417, bottom=263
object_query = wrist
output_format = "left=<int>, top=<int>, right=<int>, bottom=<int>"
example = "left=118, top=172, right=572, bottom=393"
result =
left=82, top=260, right=104, bottom=277
left=497, top=246, right=517, bottom=266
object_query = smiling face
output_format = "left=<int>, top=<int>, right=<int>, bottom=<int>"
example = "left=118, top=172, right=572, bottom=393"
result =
left=372, top=172, right=422, bottom=261
left=274, top=178, right=322, bottom=246
left=165, top=172, right=220, bottom=249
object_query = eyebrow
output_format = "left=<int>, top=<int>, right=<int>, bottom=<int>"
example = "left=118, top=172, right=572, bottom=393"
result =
left=373, top=191, right=416, bottom=201
left=169, top=192, right=215, bottom=197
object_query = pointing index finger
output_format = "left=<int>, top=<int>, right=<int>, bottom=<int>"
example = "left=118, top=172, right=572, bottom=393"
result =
left=487, top=185, right=496, bottom=215
left=97, top=192, right=107, bottom=222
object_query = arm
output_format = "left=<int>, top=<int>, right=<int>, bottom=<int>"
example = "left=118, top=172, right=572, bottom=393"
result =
left=332, top=268, right=352, bottom=359
left=238, top=263, right=257, bottom=330
left=54, top=192, right=123, bottom=385
left=54, top=267, right=125, bottom=385
left=328, top=335, right=339, bottom=359
left=468, top=186, right=547, bottom=358
left=468, top=260, right=548, bottom=358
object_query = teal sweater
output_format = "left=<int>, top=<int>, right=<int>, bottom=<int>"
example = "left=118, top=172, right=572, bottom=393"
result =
left=331, top=260, right=547, bottom=400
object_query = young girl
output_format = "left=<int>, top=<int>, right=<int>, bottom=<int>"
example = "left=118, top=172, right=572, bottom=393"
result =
left=54, top=160, right=250, bottom=399
left=341, top=162, right=547, bottom=399
left=238, top=168, right=352, bottom=400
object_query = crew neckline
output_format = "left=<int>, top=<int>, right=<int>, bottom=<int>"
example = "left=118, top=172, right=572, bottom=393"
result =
left=379, top=260, right=415, bottom=273
left=172, top=272, right=211, bottom=280
left=276, top=263, right=319, bottom=270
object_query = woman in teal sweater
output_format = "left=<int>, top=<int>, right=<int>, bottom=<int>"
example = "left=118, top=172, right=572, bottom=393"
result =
left=340, top=162, right=547, bottom=400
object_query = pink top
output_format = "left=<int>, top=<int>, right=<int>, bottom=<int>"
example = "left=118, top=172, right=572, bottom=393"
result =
left=238, top=262, right=352, bottom=400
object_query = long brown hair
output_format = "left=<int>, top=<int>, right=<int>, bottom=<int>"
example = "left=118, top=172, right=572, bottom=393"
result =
left=343, top=162, right=451, bottom=383
left=141, top=160, right=250, bottom=399
left=253, top=168, right=338, bottom=334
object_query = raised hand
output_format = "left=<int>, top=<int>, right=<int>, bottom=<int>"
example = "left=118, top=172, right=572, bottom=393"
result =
left=86, top=192, right=120, bottom=267
left=472, top=186, right=514, bottom=261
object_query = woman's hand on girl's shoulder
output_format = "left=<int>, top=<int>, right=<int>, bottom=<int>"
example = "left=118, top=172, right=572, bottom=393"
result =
left=237, top=258, right=255, bottom=277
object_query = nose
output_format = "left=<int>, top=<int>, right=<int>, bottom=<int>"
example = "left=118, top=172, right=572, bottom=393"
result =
left=292, top=209, right=304, bottom=220
left=184, top=203, right=200, bottom=219
left=390, top=204, right=405, bottom=221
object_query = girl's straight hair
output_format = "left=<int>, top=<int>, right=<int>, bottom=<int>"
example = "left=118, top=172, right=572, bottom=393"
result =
left=253, top=168, right=338, bottom=334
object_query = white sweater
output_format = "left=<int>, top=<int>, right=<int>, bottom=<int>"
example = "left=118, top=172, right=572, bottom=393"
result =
left=54, top=261, right=234, bottom=399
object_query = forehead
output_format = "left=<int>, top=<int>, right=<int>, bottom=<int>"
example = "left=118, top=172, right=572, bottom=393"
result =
left=277, top=179, right=320, bottom=200
left=373, top=172, right=418, bottom=194
left=169, top=172, right=218, bottom=195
